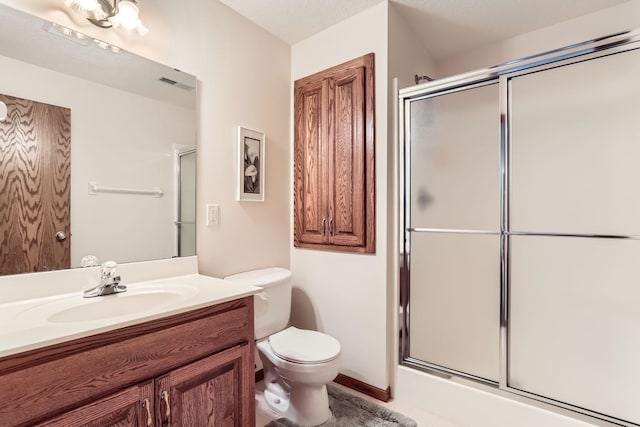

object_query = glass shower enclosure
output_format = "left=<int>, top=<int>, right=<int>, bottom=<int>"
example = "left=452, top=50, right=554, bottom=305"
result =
left=399, top=30, right=640, bottom=426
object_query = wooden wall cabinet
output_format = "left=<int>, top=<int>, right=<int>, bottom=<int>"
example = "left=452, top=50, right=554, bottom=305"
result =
left=0, top=298, right=255, bottom=427
left=294, top=53, right=375, bottom=253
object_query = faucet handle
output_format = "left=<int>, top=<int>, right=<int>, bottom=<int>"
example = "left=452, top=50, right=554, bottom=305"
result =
left=100, top=260, right=118, bottom=278
left=80, top=255, right=100, bottom=268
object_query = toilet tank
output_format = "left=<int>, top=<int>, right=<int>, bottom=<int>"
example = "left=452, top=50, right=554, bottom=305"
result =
left=224, top=267, right=292, bottom=340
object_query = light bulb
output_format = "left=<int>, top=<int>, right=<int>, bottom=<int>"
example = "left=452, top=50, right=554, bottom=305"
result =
left=113, top=1, right=140, bottom=31
left=65, top=0, right=107, bottom=20
left=67, top=0, right=148, bottom=36
left=136, top=22, right=149, bottom=36
left=78, top=0, right=99, bottom=9
left=64, top=0, right=100, bottom=13
left=0, top=101, right=7, bottom=121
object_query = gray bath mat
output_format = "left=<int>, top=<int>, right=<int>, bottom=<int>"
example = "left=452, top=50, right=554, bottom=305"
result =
left=264, top=384, right=417, bottom=427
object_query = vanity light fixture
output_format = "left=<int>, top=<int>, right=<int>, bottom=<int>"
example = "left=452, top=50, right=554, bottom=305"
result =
left=93, top=39, right=122, bottom=53
left=64, top=0, right=148, bottom=35
left=47, top=22, right=122, bottom=52
left=48, top=22, right=91, bottom=45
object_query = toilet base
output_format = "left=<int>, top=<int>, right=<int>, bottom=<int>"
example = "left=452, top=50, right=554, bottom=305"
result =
left=264, top=382, right=331, bottom=427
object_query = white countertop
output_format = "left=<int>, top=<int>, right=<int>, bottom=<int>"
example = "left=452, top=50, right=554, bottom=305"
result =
left=0, top=274, right=259, bottom=358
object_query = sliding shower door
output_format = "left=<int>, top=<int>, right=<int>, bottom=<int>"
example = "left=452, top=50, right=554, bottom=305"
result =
left=400, top=31, right=640, bottom=427
left=406, top=83, right=501, bottom=382
left=508, top=47, right=640, bottom=425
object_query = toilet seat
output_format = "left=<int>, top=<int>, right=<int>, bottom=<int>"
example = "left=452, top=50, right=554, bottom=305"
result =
left=269, top=327, right=340, bottom=364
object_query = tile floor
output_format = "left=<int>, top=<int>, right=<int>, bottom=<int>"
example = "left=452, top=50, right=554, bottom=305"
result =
left=255, top=380, right=463, bottom=427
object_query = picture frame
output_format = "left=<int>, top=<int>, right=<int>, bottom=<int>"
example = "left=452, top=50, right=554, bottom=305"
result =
left=237, top=126, right=265, bottom=202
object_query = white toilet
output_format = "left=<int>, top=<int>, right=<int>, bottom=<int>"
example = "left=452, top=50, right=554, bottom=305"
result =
left=224, top=268, right=341, bottom=426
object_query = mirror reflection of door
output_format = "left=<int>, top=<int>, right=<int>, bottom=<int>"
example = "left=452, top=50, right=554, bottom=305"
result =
left=0, top=94, right=71, bottom=274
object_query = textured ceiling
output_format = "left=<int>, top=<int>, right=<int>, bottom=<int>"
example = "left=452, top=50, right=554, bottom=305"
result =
left=219, top=0, right=630, bottom=59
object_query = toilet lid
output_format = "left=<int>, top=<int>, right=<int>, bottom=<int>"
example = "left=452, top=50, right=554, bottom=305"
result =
left=269, top=327, right=341, bottom=364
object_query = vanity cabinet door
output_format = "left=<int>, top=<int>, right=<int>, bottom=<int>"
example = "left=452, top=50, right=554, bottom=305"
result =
left=35, top=381, right=154, bottom=427
left=155, top=343, right=253, bottom=427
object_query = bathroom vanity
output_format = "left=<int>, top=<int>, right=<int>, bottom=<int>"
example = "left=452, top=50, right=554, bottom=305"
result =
left=0, top=260, right=259, bottom=427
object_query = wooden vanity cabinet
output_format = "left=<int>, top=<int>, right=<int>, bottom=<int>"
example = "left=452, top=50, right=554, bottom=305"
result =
left=157, top=344, right=250, bottom=426
left=0, top=297, right=255, bottom=427
left=34, top=382, right=155, bottom=427
left=34, top=344, right=252, bottom=427
left=294, top=53, right=375, bottom=253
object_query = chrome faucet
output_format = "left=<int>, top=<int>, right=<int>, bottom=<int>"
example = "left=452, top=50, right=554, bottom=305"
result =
left=83, top=261, right=127, bottom=298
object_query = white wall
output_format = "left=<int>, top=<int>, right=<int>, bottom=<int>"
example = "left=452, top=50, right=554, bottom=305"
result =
left=290, top=2, right=390, bottom=391
left=156, top=1, right=291, bottom=278
left=0, top=0, right=292, bottom=278
left=0, top=54, right=193, bottom=267
left=437, top=0, right=640, bottom=77
left=388, top=4, right=437, bottom=89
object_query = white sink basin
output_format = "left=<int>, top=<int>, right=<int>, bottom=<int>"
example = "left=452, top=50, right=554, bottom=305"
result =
left=17, top=283, right=200, bottom=324
left=0, top=273, right=260, bottom=359
left=49, top=291, right=184, bottom=322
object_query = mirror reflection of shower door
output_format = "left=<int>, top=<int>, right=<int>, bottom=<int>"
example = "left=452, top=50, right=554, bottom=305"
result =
left=176, top=149, right=196, bottom=257
left=407, top=83, right=501, bottom=382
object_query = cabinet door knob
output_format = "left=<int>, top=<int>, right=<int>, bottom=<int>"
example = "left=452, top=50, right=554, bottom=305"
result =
left=322, top=217, right=327, bottom=235
left=329, top=217, right=334, bottom=235
left=141, top=398, right=152, bottom=426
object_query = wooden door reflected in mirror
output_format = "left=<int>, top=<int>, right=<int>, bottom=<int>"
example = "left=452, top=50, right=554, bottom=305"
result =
left=0, top=94, right=70, bottom=274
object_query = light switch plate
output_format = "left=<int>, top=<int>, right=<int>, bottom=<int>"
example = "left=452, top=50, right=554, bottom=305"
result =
left=206, top=204, right=219, bottom=226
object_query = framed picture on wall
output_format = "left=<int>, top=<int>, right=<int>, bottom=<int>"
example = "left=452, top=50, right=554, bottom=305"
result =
left=237, top=126, right=265, bottom=201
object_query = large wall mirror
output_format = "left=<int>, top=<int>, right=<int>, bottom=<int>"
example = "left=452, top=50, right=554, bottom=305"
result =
left=0, top=4, right=197, bottom=276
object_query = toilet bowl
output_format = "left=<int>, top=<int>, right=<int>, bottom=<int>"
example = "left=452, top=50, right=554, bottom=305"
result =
left=224, top=268, right=341, bottom=426
left=258, top=327, right=340, bottom=425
